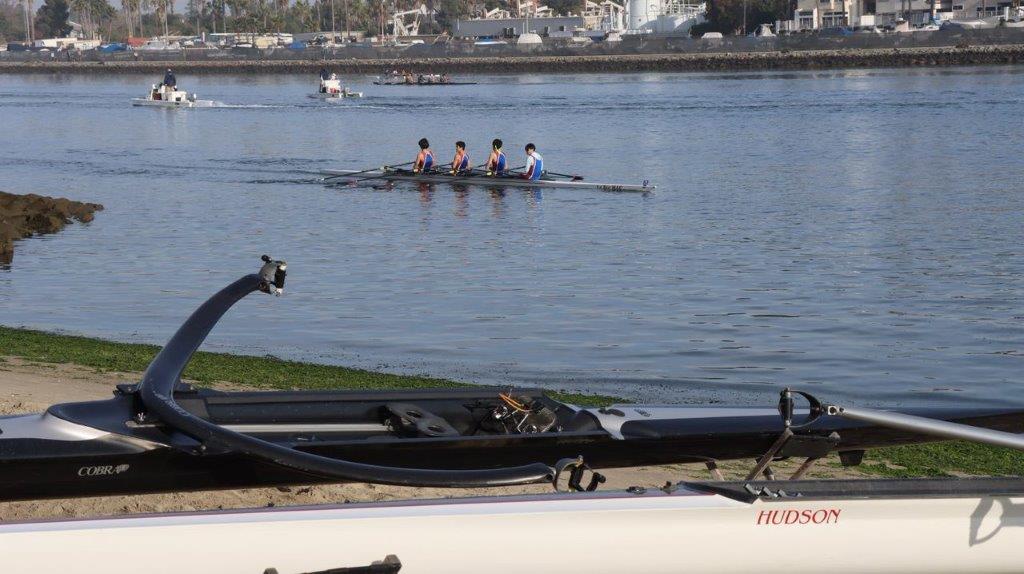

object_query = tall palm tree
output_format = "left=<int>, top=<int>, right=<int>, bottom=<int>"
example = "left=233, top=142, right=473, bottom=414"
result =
left=70, top=0, right=92, bottom=37
left=121, top=0, right=135, bottom=37
left=152, top=0, right=168, bottom=36
left=138, top=0, right=150, bottom=36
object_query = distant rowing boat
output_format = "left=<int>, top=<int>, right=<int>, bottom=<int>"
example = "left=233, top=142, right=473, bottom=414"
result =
left=373, top=74, right=478, bottom=86
left=322, top=169, right=655, bottom=192
left=372, top=80, right=478, bottom=86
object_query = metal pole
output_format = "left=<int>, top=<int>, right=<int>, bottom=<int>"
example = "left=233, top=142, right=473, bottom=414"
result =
left=827, top=404, right=1024, bottom=453
left=343, top=0, right=350, bottom=40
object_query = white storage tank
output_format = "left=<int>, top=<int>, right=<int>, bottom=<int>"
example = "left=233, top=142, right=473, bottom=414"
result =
left=627, top=0, right=661, bottom=29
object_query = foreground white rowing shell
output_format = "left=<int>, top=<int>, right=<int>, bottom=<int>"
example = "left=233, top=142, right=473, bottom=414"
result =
left=2, top=483, right=1022, bottom=573
left=322, top=169, right=655, bottom=192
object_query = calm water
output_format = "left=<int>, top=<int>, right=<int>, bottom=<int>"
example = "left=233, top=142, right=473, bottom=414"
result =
left=1, top=68, right=1022, bottom=406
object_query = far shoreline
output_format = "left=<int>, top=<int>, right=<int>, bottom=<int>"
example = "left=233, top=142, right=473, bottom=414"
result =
left=2, top=45, right=1023, bottom=75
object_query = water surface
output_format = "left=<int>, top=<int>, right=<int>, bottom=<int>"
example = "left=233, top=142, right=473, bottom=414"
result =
left=1, top=68, right=1022, bottom=406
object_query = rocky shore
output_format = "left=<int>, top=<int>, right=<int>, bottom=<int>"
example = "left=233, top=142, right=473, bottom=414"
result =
left=0, top=192, right=103, bottom=264
left=1, top=45, right=1023, bottom=74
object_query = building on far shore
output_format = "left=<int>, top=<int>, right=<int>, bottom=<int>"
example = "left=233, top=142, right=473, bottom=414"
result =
left=453, top=16, right=587, bottom=39
left=786, top=0, right=1021, bottom=30
left=453, top=0, right=706, bottom=40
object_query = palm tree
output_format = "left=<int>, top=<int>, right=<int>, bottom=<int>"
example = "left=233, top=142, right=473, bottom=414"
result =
left=121, top=0, right=135, bottom=37
left=70, top=0, right=92, bottom=36
left=152, top=0, right=168, bottom=36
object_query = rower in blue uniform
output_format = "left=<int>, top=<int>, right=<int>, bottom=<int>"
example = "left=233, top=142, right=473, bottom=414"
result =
left=486, top=139, right=507, bottom=176
left=451, top=141, right=470, bottom=175
left=413, top=138, right=434, bottom=174
left=521, top=143, right=544, bottom=181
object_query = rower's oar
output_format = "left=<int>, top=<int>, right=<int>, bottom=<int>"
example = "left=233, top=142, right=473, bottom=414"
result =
left=341, top=162, right=456, bottom=187
left=543, top=170, right=584, bottom=181
left=324, top=161, right=414, bottom=182
left=501, top=165, right=528, bottom=177
left=449, top=162, right=489, bottom=176
left=332, top=162, right=424, bottom=185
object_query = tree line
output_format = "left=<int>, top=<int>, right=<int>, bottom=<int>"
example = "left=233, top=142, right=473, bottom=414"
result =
left=0, top=0, right=791, bottom=44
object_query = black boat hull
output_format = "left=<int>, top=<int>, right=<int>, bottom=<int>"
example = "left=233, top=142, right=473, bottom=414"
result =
left=2, top=386, right=1022, bottom=501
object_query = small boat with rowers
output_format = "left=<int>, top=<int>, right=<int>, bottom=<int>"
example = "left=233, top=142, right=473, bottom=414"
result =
left=324, top=139, right=654, bottom=192
left=310, top=73, right=363, bottom=99
left=131, top=69, right=214, bottom=108
left=373, top=71, right=477, bottom=86
left=324, top=166, right=653, bottom=192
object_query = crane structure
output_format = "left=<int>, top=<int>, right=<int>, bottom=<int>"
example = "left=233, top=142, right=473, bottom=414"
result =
left=481, top=6, right=514, bottom=18
left=390, top=3, right=435, bottom=36
left=583, top=0, right=625, bottom=29
left=513, top=0, right=554, bottom=17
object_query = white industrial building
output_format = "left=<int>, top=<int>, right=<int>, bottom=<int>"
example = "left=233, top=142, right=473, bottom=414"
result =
left=454, top=16, right=587, bottom=38
left=787, top=0, right=1023, bottom=29
left=627, top=0, right=706, bottom=32
left=453, top=0, right=707, bottom=38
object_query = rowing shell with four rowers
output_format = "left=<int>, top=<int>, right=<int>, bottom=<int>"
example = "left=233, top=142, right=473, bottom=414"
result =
left=322, top=137, right=654, bottom=192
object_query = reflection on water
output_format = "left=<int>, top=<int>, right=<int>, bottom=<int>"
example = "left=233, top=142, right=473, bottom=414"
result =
left=0, top=69, right=1022, bottom=405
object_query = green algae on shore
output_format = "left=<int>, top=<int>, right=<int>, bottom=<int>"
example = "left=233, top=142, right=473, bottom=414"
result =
left=1, top=325, right=1021, bottom=476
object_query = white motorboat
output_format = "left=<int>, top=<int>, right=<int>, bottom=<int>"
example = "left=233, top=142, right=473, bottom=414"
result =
left=131, top=84, right=215, bottom=108
left=310, top=75, right=363, bottom=99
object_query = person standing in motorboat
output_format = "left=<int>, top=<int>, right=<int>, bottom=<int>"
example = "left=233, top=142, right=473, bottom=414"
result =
left=319, top=67, right=330, bottom=93
left=162, top=68, right=176, bottom=88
